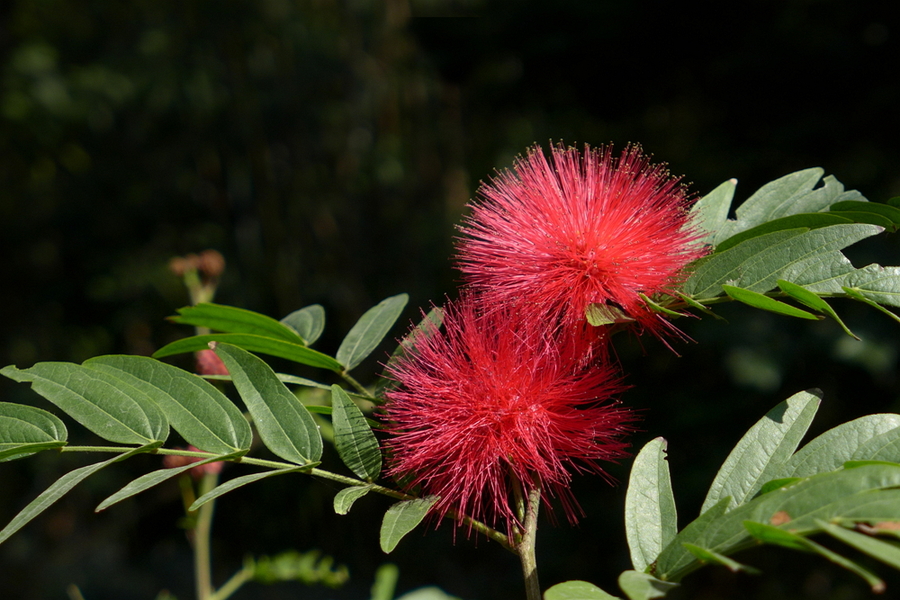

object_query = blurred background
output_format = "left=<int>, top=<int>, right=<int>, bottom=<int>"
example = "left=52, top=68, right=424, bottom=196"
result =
left=1, top=1, right=899, bottom=598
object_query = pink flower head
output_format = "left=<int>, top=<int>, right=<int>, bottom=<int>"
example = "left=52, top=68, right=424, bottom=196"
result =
left=382, top=297, right=636, bottom=536
left=455, top=143, right=707, bottom=337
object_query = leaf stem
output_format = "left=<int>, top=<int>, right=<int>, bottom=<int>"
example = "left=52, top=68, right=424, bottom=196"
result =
left=194, top=471, right=218, bottom=600
left=209, top=558, right=255, bottom=600
left=56, top=445, right=513, bottom=551
left=341, top=371, right=376, bottom=400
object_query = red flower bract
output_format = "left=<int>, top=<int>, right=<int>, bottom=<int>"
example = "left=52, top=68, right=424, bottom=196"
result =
left=382, top=297, right=635, bottom=536
left=455, top=143, right=707, bottom=336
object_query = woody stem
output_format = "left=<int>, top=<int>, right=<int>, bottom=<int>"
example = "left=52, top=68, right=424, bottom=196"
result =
left=517, top=476, right=542, bottom=600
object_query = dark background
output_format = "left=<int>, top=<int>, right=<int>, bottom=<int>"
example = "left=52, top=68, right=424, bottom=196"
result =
left=1, top=1, right=899, bottom=599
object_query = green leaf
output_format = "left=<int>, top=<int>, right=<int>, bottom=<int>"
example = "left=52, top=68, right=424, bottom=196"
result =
left=617, top=571, right=678, bottom=600
left=203, top=372, right=332, bottom=390
left=721, top=285, right=821, bottom=320
left=376, top=307, right=444, bottom=397
left=1, top=362, right=168, bottom=445
left=846, top=265, right=900, bottom=308
left=674, top=292, right=725, bottom=321
left=691, top=178, right=736, bottom=246
left=701, top=390, right=821, bottom=513
left=681, top=543, right=760, bottom=574
left=371, top=563, right=400, bottom=600
left=380, top=496, right=438, bottom=553
left=250, top=549, right=349, bottom=587
left=782, top=414, right=900, bottom=477
left=0, top=403, right=68, bottom=462
left=841, top=286, right=900, bottom=324
left=715, top=212, right=853, bottom=253
left=851, top=423, right=900, bottom=463
left=639, top=294, right=687, bottom=318
left=95, top=451, right=242, bottom=512
left=586, top=303, right=633, bottom=326
left=333, top=484, right=374, bottom=515
left=817, top=519, right=900, bottom=570
left=0, top=444, right=155, bottom=545
left=832, top=199, right=900, bottom=222
left=396, top=588, right=462, bottom=600
left=190, top=466, right=311, bottom=510
left=331, top=385, right=381, bottom=480
left=776, top=279, right=859, bottom=339
left=544, top=580, right=622, bottom=600
left=757, top=477, right=803, bottom=496
left=86, top=355, right=252, bottom=454
left=153, top=333, right=343, bottom=372
left=653, top=498, right=730, bottom=578
left=829, top=211, right=895, bottom=229
left=625, top=437, right=677, bottom=572
left=214, top=343, right=323, bottom=465
left=718, top=169, right=852, bottom=242
left=280, top=304, right=326, bottom=346
left=742, top=520, right=808, bottom=550
left=170, top=303, right=305, bottom=343
left=744, top=521, right=885, bottom=592
left=337, top=294, right=409, bottom=371
left=684, top=224, right=882, bottom=300
left=655, top=464, right=900, bottom=581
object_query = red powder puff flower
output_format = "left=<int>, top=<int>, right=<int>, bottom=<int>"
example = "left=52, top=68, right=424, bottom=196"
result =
left=455, top=143, right=707, bottom=338
left=382, top=297, right=636, bottom=536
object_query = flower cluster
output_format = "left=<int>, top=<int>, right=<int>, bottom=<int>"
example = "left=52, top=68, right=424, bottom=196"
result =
left=382, top=143, right=705, bottom=537
left=383, top=300, right=633, bottom=533
left=456, top=143, right=706, bottom=336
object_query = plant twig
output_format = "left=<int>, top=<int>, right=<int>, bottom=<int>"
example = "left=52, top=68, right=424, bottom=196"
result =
left=194, top=471, right=219, bottom=600
left=518, top=478, right=542, bottom=600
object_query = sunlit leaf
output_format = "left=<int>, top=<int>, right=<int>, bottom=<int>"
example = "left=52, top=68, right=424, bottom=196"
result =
left=656, top=464, right=900, bottom=581
left=153, top=333, right=343, bottom=371
left=337, top=294, right=408, bottom=371
left=190, top=466, right=311, bottom=510
left=691, top=178, right=735, bottom=246
left=280, top=304, right=326, bottom=345
left=617, top=570, right=678, bottom=600
left=846, top=265, right=900, bottom=308
left=684, top=224, right=882, bottom=300
left=851, top=424, right=900, bottom=463
left=701, top=390, right=820, bottom=513
left=0, top=444, right=155, bottom=546
left=716, top=169, right=850, bottom=241
left=721, top=285, right=820, bottom=320
left=544, top=580, right=622, bottom=600
left=380, top=496, right=438, bottom=553
left=1, top=362, right=168, bottom=445
left=817, top=519, right=900, bottom=570
left=782, top=414, right=900, bottom=477
left=0, top=403, right=67, bottom=462
left=330, top=385, right=381, bottom=480
left=681, top=543, right=760, bottom=574
left=170, top=303, right=305, bottom=343
left=95, top=451, right=242, bottom=512
left=86, top=355, right=251, bottom=454
left=715, top=212, right=853, bottom=253
left=744, top=521, right=885, bottom=592
left=376, top=306, right=444, bottom=397
left=776, top=279, right=858, bottom=339
left=841, top=286, right=900, bottom=324
left=214, top=343, right=322, bottom=464
left=333, top=484, right=374, bottom=515
left=625, top=437, right=677, bottom=572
